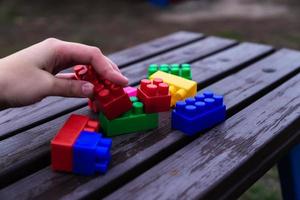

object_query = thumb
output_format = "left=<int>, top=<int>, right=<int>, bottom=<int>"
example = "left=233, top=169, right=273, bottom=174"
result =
left=50, top=77, right=94, bottom=98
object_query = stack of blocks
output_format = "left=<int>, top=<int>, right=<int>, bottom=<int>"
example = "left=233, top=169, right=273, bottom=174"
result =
left=100, top=97, right=159, bottom=136
left=51, top=114, right=112, bottom=175
left=137, top=78, right=171, bottom=113
left=99, top=77, right=172, bottom=136
left=149, top=70, right=197, bottom=106
left=147, top=64, right=192, bottom=80
left=172, top=91, right=226, bottom=136
left=74, top=65, right=165, bottom=137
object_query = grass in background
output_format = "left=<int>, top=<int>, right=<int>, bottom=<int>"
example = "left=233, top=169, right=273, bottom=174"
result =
left=240, top=167, right=282, bottom=200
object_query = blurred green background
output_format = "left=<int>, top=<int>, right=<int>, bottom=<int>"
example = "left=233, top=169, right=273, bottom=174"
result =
left=1, top=0, right=299, bottom=199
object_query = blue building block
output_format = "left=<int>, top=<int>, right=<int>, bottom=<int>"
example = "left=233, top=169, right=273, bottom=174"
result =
left=73, top=131, right=112, bottom=176
left=278, top=144, right=300, bottom=200
left=171, top=91, right=226, bottom=136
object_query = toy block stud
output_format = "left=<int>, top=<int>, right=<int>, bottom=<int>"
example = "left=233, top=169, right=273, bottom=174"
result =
left=74, top=65, right=88, bottom=80
left=73, top=131, right=112, bottom=175
left=74, top=65, right=98, bottom=84
left=148, top=64, right=159, bottom=77
left=181, top=64, right=192, bottom=80
left=83, top=120, right=100, bottom=132
left=124, top=86, right=137, bottom=97
left=171, top=91, right=226, bottom=136
left=170, top=64, right=180, bottom=76
left=147, top=64, right=192, bottom=80
left=130, top=96, right=139, bottom=102
left=99, top=97, right=158, bottom=137
left=150, top=71, right=196, bottom=106
left=137, top=78, right=171, bottom=113
left=159, top=64, right=170, bottom=73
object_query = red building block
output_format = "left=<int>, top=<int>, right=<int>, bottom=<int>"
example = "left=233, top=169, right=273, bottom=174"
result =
left=88, top=100, right=99, bottom=113
left=51, top=114, right=100, bottom=172
left=74, top=65, right=98, bottom=85
left=95, top=80, right=132, bottom=119
left=74, top=65, right=132, bottom=119
left=137, top=78, right=171, bottom=113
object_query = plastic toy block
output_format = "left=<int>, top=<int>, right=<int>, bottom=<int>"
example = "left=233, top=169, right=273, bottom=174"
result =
left=147, top=64, right=192, bottom=80
left=150, top=71, right=197, bottom=106
left=171, top=91, right=226, bottom=136
left=95, top=80, right=132, bottom=120
left=73, top=131, right=112, bottom=175
left=137, top=78, right=171, bottom=113
left=51, top=114, right=97, bottom=172
left=83, top=120, right=100, bottom=132
left=99, top=97, right=158, bottom=137
left=88, top=99, right=100, bottom=113
left=124, top=86, right=137, bottom=97
left=74, top=65, right=132, bottom=118
left=74, top=65, right=99, bottom=85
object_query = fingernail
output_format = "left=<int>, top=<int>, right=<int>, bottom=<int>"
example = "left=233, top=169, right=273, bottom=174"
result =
left=82, top=82, right=94, bottom=96
left=122, top=76, right=129, bottom=85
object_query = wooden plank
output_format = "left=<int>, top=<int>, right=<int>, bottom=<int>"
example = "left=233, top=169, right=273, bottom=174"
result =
left=191, top=42, right=277, bottom=86
left=109, top=31, right=202, bottom=66
left=105, top=70, right=300, bottom=200
left=0, top=43, right=274, bottom=198
left=0, top=32, right=204, bottom=141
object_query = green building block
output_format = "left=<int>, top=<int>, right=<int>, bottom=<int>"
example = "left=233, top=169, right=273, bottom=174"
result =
left=99, top=97, right=158, bottom=137
left=147, top=64, right=192, bottom=80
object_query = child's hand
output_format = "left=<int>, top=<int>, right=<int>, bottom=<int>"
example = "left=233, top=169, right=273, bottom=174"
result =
left=0, top=38, right=128, bottom=109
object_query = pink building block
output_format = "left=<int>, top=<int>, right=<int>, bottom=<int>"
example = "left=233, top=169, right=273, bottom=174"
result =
left=124, top=86, right=137, bottom=97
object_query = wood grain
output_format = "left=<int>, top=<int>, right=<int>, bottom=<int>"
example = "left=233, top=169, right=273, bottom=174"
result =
left=0, top=32, right=203, bottom=140
left=0, top=43, right=276, bottom=199
left=105, top=70, right=300, bottom=200
left=192, top=42, right=275, bottom=86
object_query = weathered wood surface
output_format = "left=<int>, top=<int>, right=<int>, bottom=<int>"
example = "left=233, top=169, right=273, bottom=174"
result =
left=108, top=31, right=202, bottom=66
left=0, top=32, right=204, bottom=140
left=105, top=71, right=300, bottom=200
left=0, top=44, right=282, bottom=200
left=191, top=42, right=274, bottom=86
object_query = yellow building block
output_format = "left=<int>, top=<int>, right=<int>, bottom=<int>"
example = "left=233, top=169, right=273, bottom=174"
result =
left=150, top=71, right=197, bottom=106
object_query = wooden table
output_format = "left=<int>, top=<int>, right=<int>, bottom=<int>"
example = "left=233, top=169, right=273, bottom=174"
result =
left=0, top=31, right=300, bottom=200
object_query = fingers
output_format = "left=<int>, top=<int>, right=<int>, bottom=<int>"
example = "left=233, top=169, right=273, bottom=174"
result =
left=105, top=56, right=121, bottom=73
left=45, top=39, right=128, bottom=86
left=55, top=73, right=76, bottom=79
left=50, top=77, right=94, bottom=98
